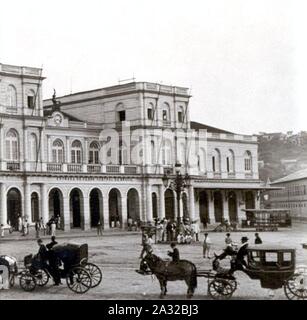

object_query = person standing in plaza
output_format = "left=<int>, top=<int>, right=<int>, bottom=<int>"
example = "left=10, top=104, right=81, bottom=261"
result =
left=22, top=219, right=29, bottom=236
left=35, top=221, right=40, bottom=238
left=203, top=232, right=212, bottom=259
left=191, top=220, right=200, bottom=242
left=39, top=217, right=46, bottom=236
left=18, top=215, right=22, bottom=232
left=225, top=233, right=232, bottom=247
left=0, top=224, right=4, bottom=238
left=51, top=220, right=56, bottom=237
left=254, top=233, right=262, bottom=244
left=97, top=220, right=103, bottom=236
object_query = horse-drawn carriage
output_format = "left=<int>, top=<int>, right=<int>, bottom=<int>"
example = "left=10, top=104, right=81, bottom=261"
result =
left=3, top=243, right=102, bottom=294
left=138, top=245, right=307, bottom=300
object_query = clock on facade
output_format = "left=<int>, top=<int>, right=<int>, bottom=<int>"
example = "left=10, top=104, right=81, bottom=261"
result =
left=54, top=113, right=63, bottom=125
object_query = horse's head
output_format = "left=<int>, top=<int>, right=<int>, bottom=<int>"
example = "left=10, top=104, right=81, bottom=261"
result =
left=139, top=258, right=150, bottom=273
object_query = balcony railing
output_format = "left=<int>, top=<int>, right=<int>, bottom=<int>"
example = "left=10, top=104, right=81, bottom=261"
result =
left=7, top=162, right=20, bottom=171
left=106, top=165, right=120, bottom=173
left=87, top=164, right=101, bottom=173
left=124, top=166, right=137, bottom=174
left=67, top=164, right=82, bottom=172
left=47, top=163, right=62, bottom=172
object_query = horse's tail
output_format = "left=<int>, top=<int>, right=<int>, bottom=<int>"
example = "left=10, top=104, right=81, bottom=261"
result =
left=190, top=264, right=197, bottom=290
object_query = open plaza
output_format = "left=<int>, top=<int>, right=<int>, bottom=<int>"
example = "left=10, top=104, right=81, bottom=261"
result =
left=1, top=223, right=307, bottom=300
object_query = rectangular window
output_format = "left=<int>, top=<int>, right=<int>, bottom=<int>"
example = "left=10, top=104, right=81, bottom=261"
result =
left=52, top=150, right=57, bottom=163
left=27, top=96, right=34, bottom=109
left=226, top=157, right=230, bottom=172
left=76, top=150, right=81, bottom=163
left=147, top=108, right=153, bottom=120
left=118, top=111, right=126, bottom=121
left=71, top=151, right=75, bottom=163
left=178, top=111, right=183, bottom=123
left=212, top=156, right=216, bottom=172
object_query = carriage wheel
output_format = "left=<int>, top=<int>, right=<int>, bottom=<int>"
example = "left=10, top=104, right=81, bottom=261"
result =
left=208, top=278, right=236, bottom=300
left=35, top=269, right=50, bottom=287
left=84, top=263, right=102, bottom=288
left=284, top=266, right=307, bottom=300
left=66, top=267, right=92, bottom=294
left=19, top=273, right=37, bottom=292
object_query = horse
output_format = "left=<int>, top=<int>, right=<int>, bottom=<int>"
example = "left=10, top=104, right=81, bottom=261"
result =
left=140, top=253, right=197, bottom=299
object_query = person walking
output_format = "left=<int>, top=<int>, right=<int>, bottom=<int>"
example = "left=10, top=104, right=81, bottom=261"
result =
left=0, top=224, right=4, bottom=238
left=254, top=233, right=262, bottom=244
left=39, top=218, right=46, bottom=236
left=18, top=215, right=22, bottom=232
left=225, top=233, right=232, bottom=247
left=97, top=220, right=103, bottom=236
left=22, top=219, right=29, bottom=236
left=203, top=233, right=212, bottom=259
left=192, top=220, right=200, bottom=242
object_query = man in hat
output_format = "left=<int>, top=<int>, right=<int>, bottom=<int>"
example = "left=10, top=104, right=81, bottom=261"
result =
left=168, top=242, right=180, bottom=263
left=230, top=236, right=249, bottom=274
left=254, top=233, right=262, bottom=244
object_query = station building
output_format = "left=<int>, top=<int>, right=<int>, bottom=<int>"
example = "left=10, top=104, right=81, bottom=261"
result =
left=0, top=62, right=263, bottom=231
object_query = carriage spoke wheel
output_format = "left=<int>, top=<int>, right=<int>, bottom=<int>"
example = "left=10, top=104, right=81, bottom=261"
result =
left=284, top=266, right=307, bottom=300
left=84, top=263, right=102, bottom=288
left=35, top=269, right=50, bottom=287
left=208, top=279, right=236, bottom=300
left=19, top=273, right=36, bottom=292
left=66, top=267, right=92, bottom=294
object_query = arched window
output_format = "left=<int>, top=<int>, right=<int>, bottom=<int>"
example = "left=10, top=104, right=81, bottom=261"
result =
left=27, top=89, right=36, bottom=109
left=7, top=85, right=17, bottom=108
left=178, top=106, right=184, bottom=123
left=71, top=140, right=82, bottom=164
left=199, top=148, right=206, bottom=172
left=162, top=102, right=170, bottom=122
left=226, top=149, right=235, bottom=173
left=147, top=102, right=154, bottom=120
left=119, top=141, right=128, bottom=165
left=5, top=130, right=19, bottom=161
left=244, top=151, right=252, bottom=172
left=29, top=133, right=37, bottom=162
left=151, top=140, right=156, bottom=164
left=162, top=139, right=172, bottom=165
left=212, top=149, right=221, bottom=172
left=52, top=139, right=64, bottom=163
left=89, top=141, right=99, bottom=164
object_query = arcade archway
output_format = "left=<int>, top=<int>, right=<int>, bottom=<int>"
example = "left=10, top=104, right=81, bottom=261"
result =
left=109, top=188, right=122, bottom=228
left=214, top=191, right=223, bottom=223
left=48, top=188, right=64, bottom=229
left=69, top=188, right=84, bottom=229
left=165, top=189, right=175, bottom=220
left=7, top=188, right=22, bottom=230
left=31, top=192, right=39, bottom=223
left=90, top=189, right=103, bottom=228
left=199, top=191, right=209, bottom=224
left=228, top=191, right=238, bottom=222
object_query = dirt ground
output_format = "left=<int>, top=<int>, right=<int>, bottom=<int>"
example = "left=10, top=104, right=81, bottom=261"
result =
left=1, top=223, right=307, bottom=300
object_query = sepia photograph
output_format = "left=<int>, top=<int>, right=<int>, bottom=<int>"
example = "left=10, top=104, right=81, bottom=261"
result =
left=0, top=0, right=307, bottom=308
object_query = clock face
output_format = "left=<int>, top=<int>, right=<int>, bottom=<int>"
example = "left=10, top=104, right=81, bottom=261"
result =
left=54, top=114, right=62, bottom=125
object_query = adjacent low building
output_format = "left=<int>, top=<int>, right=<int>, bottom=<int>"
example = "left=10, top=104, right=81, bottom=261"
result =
left=0, top=62, right=263, bottom=231
left=269, top=169, right=307, bottom=221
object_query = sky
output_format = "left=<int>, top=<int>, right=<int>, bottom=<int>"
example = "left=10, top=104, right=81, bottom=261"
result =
left=0, top=0, right=306, bottom=135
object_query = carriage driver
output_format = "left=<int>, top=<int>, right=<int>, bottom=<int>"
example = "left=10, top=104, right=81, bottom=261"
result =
left=167, top=242, right=180, bottom=263
left=36, top=239, right=61, bottom=286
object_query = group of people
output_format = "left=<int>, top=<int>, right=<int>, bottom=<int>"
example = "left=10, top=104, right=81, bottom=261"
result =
left=154, top=218, right=200, bottom=244
left=34, top=216, right=60, bottom=238
left=203, top=232, right=263, bottom=260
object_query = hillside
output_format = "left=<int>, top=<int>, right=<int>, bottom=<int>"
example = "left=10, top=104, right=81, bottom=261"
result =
left=258, top=137, right=307, bottom=182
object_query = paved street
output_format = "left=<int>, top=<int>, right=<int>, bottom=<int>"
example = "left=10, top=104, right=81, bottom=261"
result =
left=1, top=223, right=307, bottom=300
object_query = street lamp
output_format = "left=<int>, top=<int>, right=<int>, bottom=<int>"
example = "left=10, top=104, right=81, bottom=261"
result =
left=162, top=162, right=190, bottom=233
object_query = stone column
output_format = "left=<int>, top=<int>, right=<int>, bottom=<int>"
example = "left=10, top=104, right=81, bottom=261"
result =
left=103, top=194, right=109, bottom=230
left=146, top=184, right=153, bottom=222
left=158, top=185, right=165, bottom=219
left=0, top=183, right=7, bottom=226
left=188, top=185, right=195, bottom=221
left=40, top=128, right=45, bottom=162
left=237, top=191, right=246, bottom=224
left=63, top=194, right=70, bottom=231
left=208, top=191, right=215, bottom=224
left=24, top=182, right=32, bottom=223
left=223, top=191, right=229, bottom=221
left=121, top=195, right=127, bottom=229
left=0, top=124, right=4, bottom=170
left=47, top=135, right=51, bottom=162
left=83, top=196, right=90, bottom=231
left=41, top=184, right=49, bottom=224
left=23, top=128, right=28, bottom=163
left=66, top=136, right=70, bottom=163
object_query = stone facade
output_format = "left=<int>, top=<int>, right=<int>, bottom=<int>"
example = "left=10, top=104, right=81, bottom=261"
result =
left=0, top=62, right=262, bottom=231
